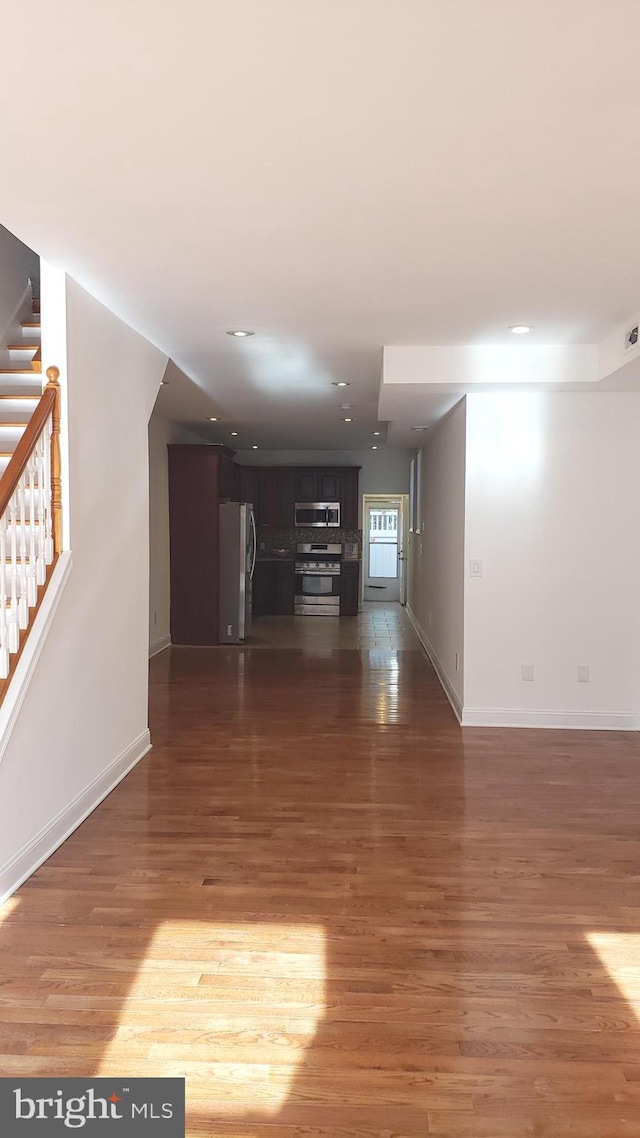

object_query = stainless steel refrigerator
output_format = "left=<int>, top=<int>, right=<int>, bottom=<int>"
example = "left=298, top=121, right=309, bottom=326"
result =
left=219, top=502, right=256, bottom=643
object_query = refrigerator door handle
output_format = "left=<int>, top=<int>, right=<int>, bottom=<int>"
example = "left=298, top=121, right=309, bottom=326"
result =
left=249, top=508, right=257, bottom=580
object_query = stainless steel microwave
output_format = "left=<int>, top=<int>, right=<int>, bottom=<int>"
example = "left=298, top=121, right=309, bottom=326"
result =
left=294, top=502, right=340, bottom=527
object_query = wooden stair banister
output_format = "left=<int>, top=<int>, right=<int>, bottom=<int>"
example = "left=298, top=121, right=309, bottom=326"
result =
left=0, top=370, right=59, bottom=537
left=0, top=365, right=63, bottom=693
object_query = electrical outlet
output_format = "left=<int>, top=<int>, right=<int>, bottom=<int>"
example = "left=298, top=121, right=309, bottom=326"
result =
left=259, top=541, right=266, bottom=550
left=227, top=624, right=233, bottom=637
left=521, top=663, right=534, bottom=682
left=577, top=664, right=590, bottom=683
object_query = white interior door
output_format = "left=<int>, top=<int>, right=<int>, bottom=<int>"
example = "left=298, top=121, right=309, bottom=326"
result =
left=364, top=500, right=402, bottom=602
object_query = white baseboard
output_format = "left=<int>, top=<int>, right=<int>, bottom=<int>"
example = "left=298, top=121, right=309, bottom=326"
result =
left=149, top=633, right=171, bottom=658
left=461, top=708, right=640, bottom=730
left=404, top=607, right=638, bottom=732
left=0, top=729, right=151, bottom=906
left=0, top=552, right=73, bottom=765
left=405, top=604, right=463, bottom=723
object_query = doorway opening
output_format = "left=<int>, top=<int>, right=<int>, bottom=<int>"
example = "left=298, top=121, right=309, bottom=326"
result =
left=361, top=494, right=409, bottom=606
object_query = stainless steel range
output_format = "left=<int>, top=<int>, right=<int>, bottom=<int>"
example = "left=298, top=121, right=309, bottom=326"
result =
left=294, top=542, right=342, bottom=617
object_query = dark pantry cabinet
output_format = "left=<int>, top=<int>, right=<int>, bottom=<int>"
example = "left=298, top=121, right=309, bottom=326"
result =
left=168, top=444, right=239, bottom=645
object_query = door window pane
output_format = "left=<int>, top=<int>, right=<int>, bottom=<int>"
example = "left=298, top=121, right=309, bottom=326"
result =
left=368, top=509, right=398, bottom=578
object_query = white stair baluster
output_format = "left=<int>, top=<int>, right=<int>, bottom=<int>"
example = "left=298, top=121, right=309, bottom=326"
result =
left=44, top=417, right=54, bottom=565
left=0, top=516, right=9, bottom=679
left=8, top=494, right=19, bottom=652
left=27, top=451, right=37, bottom=607
left=18, top=476, right=28, bottom=630
left=36, top=432, right=46, bottom=586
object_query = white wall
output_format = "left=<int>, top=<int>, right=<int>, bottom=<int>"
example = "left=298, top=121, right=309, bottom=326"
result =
left=0, top=278, right=167, bottom=899
left=0, top=224, right=39, bottom=342
left=463, top=392, right=640, bottom=727
left=406, top=400, right=466, bottom=714
left=234, top=448, right=411, bottom=526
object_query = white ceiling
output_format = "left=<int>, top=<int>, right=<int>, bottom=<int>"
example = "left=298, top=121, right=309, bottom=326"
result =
left=2, top=0, right=640, bottom=449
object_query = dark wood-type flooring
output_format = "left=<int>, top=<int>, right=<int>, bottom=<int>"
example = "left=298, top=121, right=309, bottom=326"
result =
left=2, top=604, right=640, bottom=1135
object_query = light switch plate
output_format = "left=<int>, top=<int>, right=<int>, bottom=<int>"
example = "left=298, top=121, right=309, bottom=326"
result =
left=470, top=559, right=483, bottom=577
left=521, top=663, right=534, bottom=682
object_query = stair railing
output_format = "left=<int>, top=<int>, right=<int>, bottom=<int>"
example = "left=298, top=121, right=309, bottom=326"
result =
left=0, top=366, right=62, bottom=688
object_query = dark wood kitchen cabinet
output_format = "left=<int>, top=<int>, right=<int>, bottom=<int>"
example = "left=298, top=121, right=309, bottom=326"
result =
left=239, top=466, right=259, bottom=514
left=239, top=467, right=287, bottom=527
left=317, top=469, right=341, bottom=500
left=259, top=467, right=280, bottom=527
left=252, top=562, right=277, bottom=617
left=294, top=469, right=318, bottom=502
left=340, top=562, right=360, bottom=616
left=293, top=468, right=341, bottom=503
left=238, top=464, right=359, bottom=529
left=340, top=467, right=359, bottom=528
left=219, top=452, right=240, bottom=502
left=168, top=444, right=238, bottom=645
left=277, top=468, right=295, bottom=527
left=253, top=560, right=295, bottom=616
left=275, top=560, right=295, bottom=614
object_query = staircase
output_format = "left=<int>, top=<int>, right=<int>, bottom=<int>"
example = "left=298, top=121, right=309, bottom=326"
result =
left=0, top=284, right=62, bottom=689
left=0, top=289, right=42, bottom=479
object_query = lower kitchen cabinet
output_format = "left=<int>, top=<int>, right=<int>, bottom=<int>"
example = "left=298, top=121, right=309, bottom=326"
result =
left=252, top=562, right=277, bottom=617
left=340, top=562, right=360, bottom=615
left=275, top=560, right=295, bottom=614
left=253, top=561, right=295, bottom=617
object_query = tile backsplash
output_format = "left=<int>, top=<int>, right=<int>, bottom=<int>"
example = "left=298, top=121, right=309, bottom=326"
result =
left=258, top=527, right=362, bottom=557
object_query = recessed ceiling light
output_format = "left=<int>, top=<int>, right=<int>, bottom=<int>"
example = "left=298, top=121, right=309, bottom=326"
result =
left=509, top=325, right=531, bottom=334
left=332, top=381, right=350, bottom=387
left=252, top=444, right=259, bottom=449
left=160, top=380, right=168, bottom=386
left=412, top=426, right=428, bottom=431
left=226, top=329, right=255, bottom=337
left=371, top=445, right=378, bottom=450
left=208, top=416, right=219, bottom=422
left=372, top=431, right=381, bottom=436
left=342, top=417, right=353, bottom=423
left=230, top=431, right=238, bottom=437
left=340, top=403, right=353, bottom=410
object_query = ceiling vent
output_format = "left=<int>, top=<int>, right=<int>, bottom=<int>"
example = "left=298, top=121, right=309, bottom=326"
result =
left=624, top=322, right=639, bottom=351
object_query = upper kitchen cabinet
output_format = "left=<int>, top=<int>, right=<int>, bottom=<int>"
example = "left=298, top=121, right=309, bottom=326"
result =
left=259, top=467, right=280, bottom=527
left=277, top=468, right=296, bottom=527
left=239, top=466, right=259, bottom=514
left=294, top=469, right=319, bottom=502
left=237, top=464, right=360, bottom=528
left=339, top=467, right=359, bottom=528
left=317, top=469, right=341, bottom=500
left=293, top=468, right=345, bottom=503
left=219, top=452, right=240, bottom=502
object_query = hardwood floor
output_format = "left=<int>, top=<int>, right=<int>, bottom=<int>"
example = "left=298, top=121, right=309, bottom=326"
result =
left=2, top=603, right=640, bottom=1135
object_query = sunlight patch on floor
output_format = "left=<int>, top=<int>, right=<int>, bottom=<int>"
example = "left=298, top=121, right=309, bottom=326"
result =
left=586, top=931, right=640, bottom=1004
left=96, top=921, right=327, bottom=1118
left=0, top=896, right=21, bottom=919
